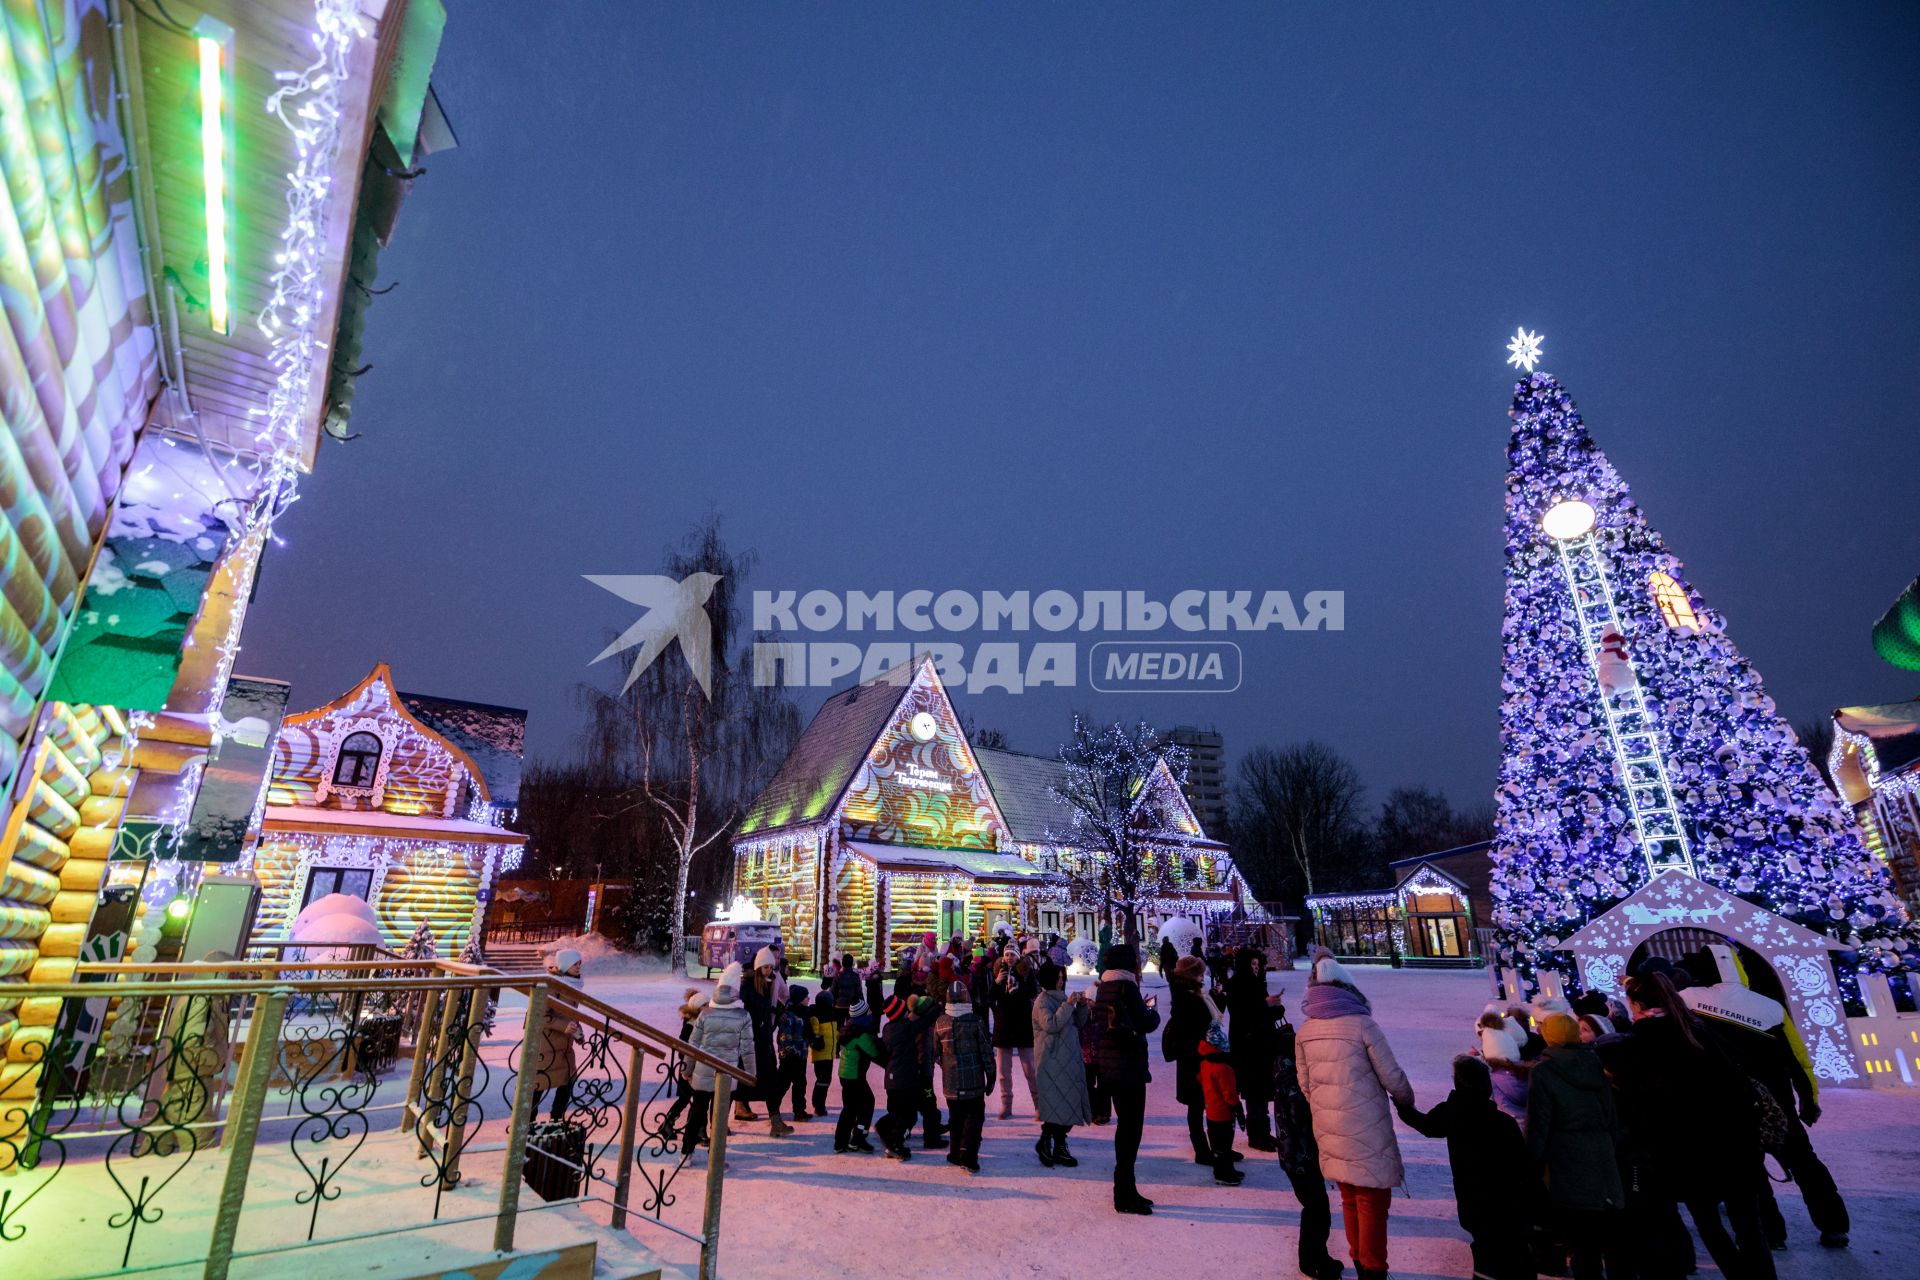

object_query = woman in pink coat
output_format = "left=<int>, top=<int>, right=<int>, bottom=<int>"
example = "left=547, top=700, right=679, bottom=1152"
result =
left=1296, top=953, right=1414, bottom=1280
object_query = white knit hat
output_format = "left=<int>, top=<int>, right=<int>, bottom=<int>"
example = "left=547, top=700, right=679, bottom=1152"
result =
left=754, top=946, right=778, bottom=970
left=548, top=948, right=583, bottom=976
left=1312, top=955, right=1356, bottom=988
left=711, top=961, right=743, bottom=1007
left=1530, top=994, right=1572, bottom=1022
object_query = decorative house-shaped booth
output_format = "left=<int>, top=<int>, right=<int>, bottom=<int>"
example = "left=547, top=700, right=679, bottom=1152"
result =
left=249, top=665, right=527, bottom=952
left=1829, top=700, right=1920, bottom=914
left=732, top=658, right=1256, bottom=970
left=1306, top=841, right=1494, bottom=966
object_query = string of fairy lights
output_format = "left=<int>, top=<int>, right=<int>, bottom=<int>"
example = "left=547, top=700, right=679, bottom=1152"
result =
left=130, top=0, right=366, bottom=879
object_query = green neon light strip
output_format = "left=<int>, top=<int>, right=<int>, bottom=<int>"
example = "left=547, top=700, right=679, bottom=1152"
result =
left=198, top=35, right=229, bottom=335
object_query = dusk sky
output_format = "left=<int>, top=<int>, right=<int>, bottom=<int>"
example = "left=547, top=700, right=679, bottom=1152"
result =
left=241, top=3, right=1920, bottom=813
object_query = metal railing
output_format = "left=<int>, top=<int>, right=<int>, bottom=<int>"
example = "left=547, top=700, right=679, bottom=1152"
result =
left=0, top=959, right=751, bottom=1279
left=482, top=921, right=579, bottom=945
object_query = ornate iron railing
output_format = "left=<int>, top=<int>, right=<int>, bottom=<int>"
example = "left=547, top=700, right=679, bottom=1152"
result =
left=0, top=961, right=751, bottom=1280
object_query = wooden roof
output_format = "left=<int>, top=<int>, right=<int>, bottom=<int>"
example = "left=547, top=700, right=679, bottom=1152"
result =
left=124, top=0, right=406, bottom=468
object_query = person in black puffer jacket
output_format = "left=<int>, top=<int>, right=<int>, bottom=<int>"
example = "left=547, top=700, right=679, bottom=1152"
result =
left=1598, top=972, right=1774, bottom=1280
left=1227, top=946, right=1284, bottom=1151
left=1527, top=1013, right=1625, bottom=1280
left=991, top=952, right=1040, bottom=1119
left=832, top=953, right=864, bottom=1009
left=1091, top=944, right=1160, bottom=1216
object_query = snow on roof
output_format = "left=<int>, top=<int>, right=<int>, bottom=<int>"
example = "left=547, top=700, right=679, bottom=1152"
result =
left=843, top=839, right=1051, bottom=880
left=973, top=746, right=1072, bottom=843
left=262, top=804, right=526, bottom=844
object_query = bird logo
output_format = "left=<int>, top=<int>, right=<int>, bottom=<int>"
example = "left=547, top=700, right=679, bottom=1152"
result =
left=585, top=573, right=724, bottom=696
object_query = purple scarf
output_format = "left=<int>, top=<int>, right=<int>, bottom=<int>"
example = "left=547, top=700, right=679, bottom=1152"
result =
left=1303, top=981, right=1371, bottom=1020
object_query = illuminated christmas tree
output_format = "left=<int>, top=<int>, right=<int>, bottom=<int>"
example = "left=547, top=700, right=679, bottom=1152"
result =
left=1489, top=333, right=1914, bottom=988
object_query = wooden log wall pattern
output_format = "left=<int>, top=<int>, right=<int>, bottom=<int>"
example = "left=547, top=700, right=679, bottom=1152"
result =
left=735, top=838, right=820, bottom=966
left=831, top=857, right=875, bottom=966
left=248, top=840, right=306, bottom=941
left=883, top=876, right=947, bottom=957
left=0, top=701, right=123, bottom=1170
left=375, top=851, right=485, bottom=952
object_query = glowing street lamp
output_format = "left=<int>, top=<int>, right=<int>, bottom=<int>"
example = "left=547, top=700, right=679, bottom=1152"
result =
left=1542, top=498, right=1596, bottom=541
left=195, top=18, right=234, bottom=335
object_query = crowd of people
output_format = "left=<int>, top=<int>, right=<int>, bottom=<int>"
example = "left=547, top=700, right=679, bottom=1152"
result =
left=648, top=930, right=1850, bottom=1280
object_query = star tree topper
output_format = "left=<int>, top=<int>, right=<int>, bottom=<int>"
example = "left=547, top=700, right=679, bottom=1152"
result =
left=1506, top=326, right=1544, bottom=372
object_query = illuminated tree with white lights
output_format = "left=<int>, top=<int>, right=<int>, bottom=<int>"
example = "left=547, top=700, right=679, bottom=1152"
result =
left=1489, top=349, right=1915, bottom=988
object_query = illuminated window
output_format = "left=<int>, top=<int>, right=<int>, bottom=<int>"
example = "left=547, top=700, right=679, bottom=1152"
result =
left=1649, top=572, right=1701, bottom=633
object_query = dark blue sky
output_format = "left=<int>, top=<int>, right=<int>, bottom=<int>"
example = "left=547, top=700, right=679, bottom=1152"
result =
left=242, top=3, right=1920, bottom=812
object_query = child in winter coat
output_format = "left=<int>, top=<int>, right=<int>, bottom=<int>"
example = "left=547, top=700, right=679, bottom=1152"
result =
left=834, top=1001, right=882, bottom=1153
left=808, top=988, right=842, bottom=1117
left=1080, top=990, right=1110, bottom=1125
left=660, top=989, right=706, bottom=1145
left=776, top=985, right=813, bottom=1122
left=1195, top=983, right=1246, bottom=1186
left=685, top=964, right=756, bottom=1161
left=1478, top=1008, right=1531, bottom=1119
left=1397, top=1055, right=1536, bottom=1280
left=1272, top=1007, right=1341, bottom=1280
left=934, top=980, right=995, bottom=1173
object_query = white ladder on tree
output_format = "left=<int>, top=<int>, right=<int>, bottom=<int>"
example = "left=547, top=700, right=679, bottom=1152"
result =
left=1553, top=531, right=1697, bottom=879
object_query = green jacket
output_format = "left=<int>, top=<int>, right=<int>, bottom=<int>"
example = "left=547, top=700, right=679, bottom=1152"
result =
left=839, top=1027, right=883, bottom=1082
left=1526, top=1043, right=1625, bottom=1211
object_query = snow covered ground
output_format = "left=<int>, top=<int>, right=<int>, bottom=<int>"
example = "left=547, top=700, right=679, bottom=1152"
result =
left=540, top=962, right=1920, bottom=1280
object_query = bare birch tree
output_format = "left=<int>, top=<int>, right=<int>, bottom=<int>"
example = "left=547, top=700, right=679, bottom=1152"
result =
left=578, top=517, right=797, bottom=974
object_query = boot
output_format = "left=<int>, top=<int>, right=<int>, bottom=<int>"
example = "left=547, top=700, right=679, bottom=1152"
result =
left=1208, top=1121, right=1244, bottom=1185
left=1035, top=1130, right=1057, bottom=1168
left=1052, top=1129, right=1079, bottom=1167
left=1246, top=1106, right=1278, bottom=1152
left=1114, top=1187, right=1154, bottom=1216
left=657, top=1098, right=687, bottom=1143
left=769, top=1115, right=794, bottom=1138
left=812, top=1086, right=831, bottom=1116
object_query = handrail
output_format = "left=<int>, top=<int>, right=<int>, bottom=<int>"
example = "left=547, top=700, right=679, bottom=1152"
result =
left=2, top=964, right=743, bottom=1275
left=542, top=982, right=754, bottom=1083
left=31, top=965, right=755, bottom=1087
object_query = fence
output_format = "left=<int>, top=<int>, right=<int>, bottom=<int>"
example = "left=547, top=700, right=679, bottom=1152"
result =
left=0, top=958, right=750, bottom=1279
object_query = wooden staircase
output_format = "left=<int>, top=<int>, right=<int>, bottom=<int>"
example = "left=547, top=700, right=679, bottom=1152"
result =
left=481, top=941, right=547, bottom=973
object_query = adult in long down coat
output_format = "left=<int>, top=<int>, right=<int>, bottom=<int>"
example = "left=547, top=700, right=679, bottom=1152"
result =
left=1295, top=955, right=1414, bottom=1280
left=1032, top=961, right=1092, bottom=1168
left=1164, top=956, right=1216, bottom=1165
